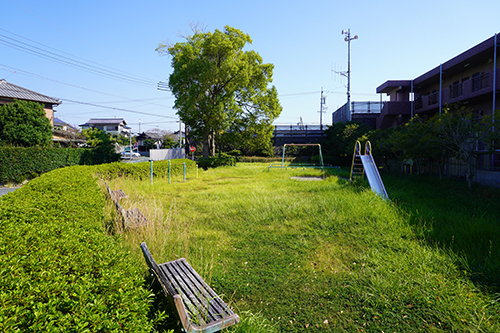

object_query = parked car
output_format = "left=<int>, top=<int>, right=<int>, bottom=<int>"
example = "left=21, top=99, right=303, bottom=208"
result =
left=121, top=151, right=141, bottom=158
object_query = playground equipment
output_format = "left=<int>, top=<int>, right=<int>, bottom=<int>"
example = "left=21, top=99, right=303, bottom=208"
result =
left=268, top=144, right=339, bottom=170
left=350, top=141, right=389, bottom=201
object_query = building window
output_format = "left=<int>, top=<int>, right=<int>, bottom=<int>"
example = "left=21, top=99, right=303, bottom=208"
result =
left=472, top=72, right=489, bottom=92
left=428, top=91, right=439, bottom=105
left=449, top=81, right=463, bottom=99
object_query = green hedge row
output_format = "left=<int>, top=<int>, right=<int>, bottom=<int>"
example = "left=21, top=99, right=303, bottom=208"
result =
left=95, top=159, right=196, bottom=179
left=0, top=147, right=120, bottom=183
left=0, top=166, right=153, bottom=332
left=197, top=156, right=236, bottom=170
left=241, top=156, right=294, bottom=163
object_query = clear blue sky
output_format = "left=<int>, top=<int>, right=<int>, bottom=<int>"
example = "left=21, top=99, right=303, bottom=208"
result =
left=1, top=0, right=499, bottom=133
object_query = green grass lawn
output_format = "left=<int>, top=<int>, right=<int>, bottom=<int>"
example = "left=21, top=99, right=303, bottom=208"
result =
left=105, top=163, right=500, bottom=332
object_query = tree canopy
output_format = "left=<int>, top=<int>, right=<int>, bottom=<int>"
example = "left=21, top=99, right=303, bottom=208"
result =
left=158, top=26, right=282, bottom=158
left=0, top=99, right=53, bottom=147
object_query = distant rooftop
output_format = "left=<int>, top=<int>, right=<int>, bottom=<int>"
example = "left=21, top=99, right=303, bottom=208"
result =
left=80, top=118, right=127, bottom=126
left=0, top=79, right=61, bottom=105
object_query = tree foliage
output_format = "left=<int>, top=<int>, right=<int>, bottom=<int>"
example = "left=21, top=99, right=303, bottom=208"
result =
left=82, top=128, right=119, bottom=163
left=158, top=26, right=282, bottom=158
left=0, top=99, right=53, bottom=147
left=372, top=104, right=499, bottom=186
left=322, top=121, right=372, bottom=164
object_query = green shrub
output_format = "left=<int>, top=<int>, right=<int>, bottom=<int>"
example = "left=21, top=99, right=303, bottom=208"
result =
left=0, top=147, right=120, bottom=183
left=95, top=159, right=196, bottom=179
left=241, top=156, right=294, bottom=163
left=0, top=166, right=153, bottom=332
left=197, top=156, right=236, bottom=170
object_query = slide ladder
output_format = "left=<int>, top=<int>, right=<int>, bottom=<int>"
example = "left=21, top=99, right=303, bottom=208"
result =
left=350, top=141, right=389, bottom=201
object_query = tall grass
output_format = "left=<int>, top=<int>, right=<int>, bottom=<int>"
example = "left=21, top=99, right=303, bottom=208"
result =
left=106, top=163, right=500, bottom=332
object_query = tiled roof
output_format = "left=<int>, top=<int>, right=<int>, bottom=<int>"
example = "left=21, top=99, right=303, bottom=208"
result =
left=0, top=79, right=61, bottom=104
left=82, top=118, right=127, bottom=125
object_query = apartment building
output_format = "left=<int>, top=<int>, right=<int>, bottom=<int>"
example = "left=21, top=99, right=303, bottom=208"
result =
left=377, top=33, right=498, bottom=128
left=376, top=33, right=499, bottom=180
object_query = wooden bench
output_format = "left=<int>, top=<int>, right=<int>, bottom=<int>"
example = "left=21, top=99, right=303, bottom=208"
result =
left=115, top=201, right=148, bottom=229
left=140, top=242, right=240, bottom=333
left=104, top=182, right=128, bottom=202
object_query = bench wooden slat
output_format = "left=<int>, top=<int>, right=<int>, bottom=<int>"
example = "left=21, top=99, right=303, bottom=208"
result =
left=167, top=259, right=230, bottom=321
left=140, top=242, right=239, bottom=333
left=161, top=259, right=231, bottom=324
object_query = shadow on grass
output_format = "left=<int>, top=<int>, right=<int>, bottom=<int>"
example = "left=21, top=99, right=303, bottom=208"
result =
left=383, top=173, right=500, bottom=294
left=144, top=273, right=183, bottom=333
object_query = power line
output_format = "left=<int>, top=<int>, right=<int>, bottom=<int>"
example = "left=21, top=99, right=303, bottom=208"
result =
left=61, top=98, right=178, bottom=119
left=0, top=30, right=156, bottom=87
left=0, top=64, right=171, bottom=109
left=7, top=0, right=162, bottom=80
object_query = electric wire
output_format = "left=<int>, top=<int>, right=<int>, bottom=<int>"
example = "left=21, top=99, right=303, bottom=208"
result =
left=7, top=0, right=162, bottom=80
left=0, top=64, right=172, bottom=109
left=0, top=31, right=156, bottom=87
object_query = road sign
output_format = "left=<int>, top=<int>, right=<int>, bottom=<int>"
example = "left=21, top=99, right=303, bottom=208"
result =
left=189, top=146, right=196, bottom=152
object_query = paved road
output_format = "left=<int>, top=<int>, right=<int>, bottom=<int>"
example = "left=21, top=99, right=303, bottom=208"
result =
left=0, top=187, right=19, bottom=197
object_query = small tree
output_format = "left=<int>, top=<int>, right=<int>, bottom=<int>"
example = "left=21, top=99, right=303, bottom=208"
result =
left=322, top=121, right=371, bottom=165
left=82, top=128, right=119, bottom=163
left=0, top=99, right=52, bottom=147
left=430, top=105, right=498, bottom=187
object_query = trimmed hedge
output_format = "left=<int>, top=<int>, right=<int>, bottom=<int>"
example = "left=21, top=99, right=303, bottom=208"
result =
left=0, top=166, right=153, bottom=332
left=197, top=156, right=236, bottom=170
left=95, top=159, right=196, bottom=179
left=0, top=147, right=120, bottom=183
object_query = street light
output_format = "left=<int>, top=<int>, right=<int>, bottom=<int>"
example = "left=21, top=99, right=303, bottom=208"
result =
left=341, top=29, right=358, bottom=122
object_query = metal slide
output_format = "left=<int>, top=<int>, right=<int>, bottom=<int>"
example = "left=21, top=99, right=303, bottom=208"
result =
left=360, top=154, right=389, bottom=201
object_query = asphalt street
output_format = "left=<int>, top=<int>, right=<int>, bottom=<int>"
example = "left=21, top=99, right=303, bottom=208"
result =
left=0, top=187, right=19, bottom=197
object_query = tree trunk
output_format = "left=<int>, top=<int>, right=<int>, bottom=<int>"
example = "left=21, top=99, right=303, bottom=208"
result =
left=203, top=130, right=210, bottom=159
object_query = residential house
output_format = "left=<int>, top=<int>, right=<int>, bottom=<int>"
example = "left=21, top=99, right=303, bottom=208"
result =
left=0, top=79, right=61, bottom=125
left=79, top=118, right=130, bottom=135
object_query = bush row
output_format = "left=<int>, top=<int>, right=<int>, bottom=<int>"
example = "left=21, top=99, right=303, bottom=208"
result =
left=95, top=158, right=196, bottom=179
left=0, top=166, right=153, bottom=332
left=197, top=156, right=237, bottom=170
left=0, top=147, right=120, bottom=183
left=241, top=156, right=295, bottom=163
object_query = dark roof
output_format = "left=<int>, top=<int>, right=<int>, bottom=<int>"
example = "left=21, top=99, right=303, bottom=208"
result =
left=414, top=32, right=499, bottom=86
left=0, top=79, right=61, bottom=104
left=80, top=118, right=127, bottom=126
left=54, top=117, right=75, bottom=129
left=376, top=80, right=412, bottom=94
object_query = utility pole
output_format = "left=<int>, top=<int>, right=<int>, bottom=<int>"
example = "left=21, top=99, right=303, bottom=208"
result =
left=319, top=88, right=326, bottom=136
left=341, top=29, right=358, bottom=122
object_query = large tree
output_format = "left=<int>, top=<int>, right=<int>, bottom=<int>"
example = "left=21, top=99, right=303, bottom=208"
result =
left=158, top=26, right=282, bottom=158
left=0, top=99, right=53, bottom=147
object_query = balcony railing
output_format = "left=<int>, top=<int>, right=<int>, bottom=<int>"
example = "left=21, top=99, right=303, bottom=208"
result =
left=472, top=72, right=489, bottom=92
left=428, top=91, right=438, bottom=106
left=449, top=82, right=463, bottom=99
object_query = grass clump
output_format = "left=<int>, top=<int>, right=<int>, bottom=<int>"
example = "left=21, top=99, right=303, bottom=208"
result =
left=111, top=163, right=500, bottom=332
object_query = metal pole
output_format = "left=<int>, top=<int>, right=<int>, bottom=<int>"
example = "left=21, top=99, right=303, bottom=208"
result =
left=439, top=63, right=443, bottom=116
left=319, top=88, right=324, bottom=133
left=178, top=119, right=182, bottom=149
left=411, top=79, right=414, bottom=118
left=168, top=160, right=171, bottom=184
left=342, top=29, right=357, bottom=122
left=493, top=33, right=497, bottom=129
left=492, top=33, right=497, bottom=170
left=281, top=144, right=286, bottom=169
left=347, top=32, right=351, bottom=121
left=150, top=160, right=153, bottom=185
left=183, top=162, right=186, bottom=181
